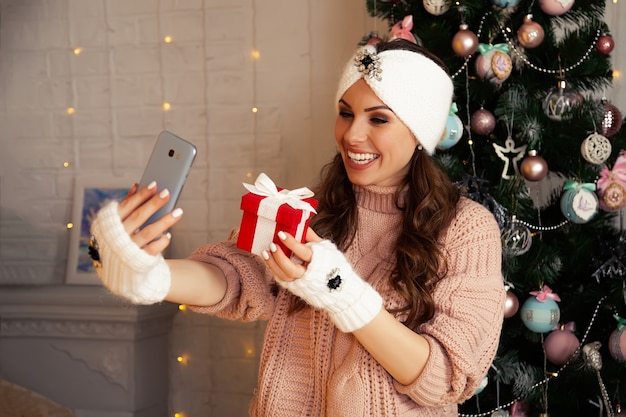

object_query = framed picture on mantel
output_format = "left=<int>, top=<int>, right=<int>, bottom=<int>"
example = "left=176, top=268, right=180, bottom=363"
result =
left=66, top=176, right=131, bottom=285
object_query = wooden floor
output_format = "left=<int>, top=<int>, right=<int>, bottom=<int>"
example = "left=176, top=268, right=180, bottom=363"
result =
left=0, top=379, right=75, bottom=417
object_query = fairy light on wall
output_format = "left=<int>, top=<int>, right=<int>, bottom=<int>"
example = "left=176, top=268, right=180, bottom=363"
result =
left=250, top=0, right=259, bottom=180
left=66, top=3, right=80, bottom=231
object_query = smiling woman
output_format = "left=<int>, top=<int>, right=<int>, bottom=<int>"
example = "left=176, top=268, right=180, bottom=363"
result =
left=88, top=32, right=505, bottom=416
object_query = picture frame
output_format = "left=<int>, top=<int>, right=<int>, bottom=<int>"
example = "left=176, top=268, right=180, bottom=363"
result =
left=66, top=176, right=133, bottom=285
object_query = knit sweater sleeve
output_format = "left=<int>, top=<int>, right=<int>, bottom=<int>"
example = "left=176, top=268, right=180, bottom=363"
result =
left=394, top=198, right=505, bottom=406
left=185, top=233, right=277, bottom=322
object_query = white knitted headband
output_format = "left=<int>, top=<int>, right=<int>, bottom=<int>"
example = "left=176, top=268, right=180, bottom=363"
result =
left=335, top=44, right=454, bottom=155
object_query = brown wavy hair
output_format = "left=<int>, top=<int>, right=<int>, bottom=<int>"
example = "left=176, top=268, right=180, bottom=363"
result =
left=287, top=40, right=460, bottom=328
left=299, top=149, right=460, bottom=329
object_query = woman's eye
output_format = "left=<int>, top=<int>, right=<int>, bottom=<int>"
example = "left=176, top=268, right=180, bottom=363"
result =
left=339, top=110, right=354, bottom=118
left=370, top=116, right=388, bottom=124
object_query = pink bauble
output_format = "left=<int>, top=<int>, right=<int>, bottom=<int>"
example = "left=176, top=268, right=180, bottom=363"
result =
left=517, top=15, right=544, bottom=49
left=544, top=328, right=579, bottom=366
left=452, top=24, right=478, bottom=57
left=601, top=101, right=623, bottom=138
left=596, top=35, right=615, bottom=55
left=504, top=290, right=519, bottom=318
left=475, top=49, right=512, bottom=84
left=520, top=150, right=548, bottom=181
left=367, top=34, right=383, bottom=47
left=510, top=400, right=529, bottom=417
left=540, top=0, right=574, bottom=16
left=609, top=328, right=626, bottom=362
left=470, top=108, right=496, bottom=135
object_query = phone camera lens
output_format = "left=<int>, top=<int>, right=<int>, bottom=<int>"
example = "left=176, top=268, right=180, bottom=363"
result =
left=168, top=149, right=174, bottom=157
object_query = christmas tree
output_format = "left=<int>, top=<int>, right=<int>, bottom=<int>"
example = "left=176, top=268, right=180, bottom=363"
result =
left=367, top=0, right=626, bottom=416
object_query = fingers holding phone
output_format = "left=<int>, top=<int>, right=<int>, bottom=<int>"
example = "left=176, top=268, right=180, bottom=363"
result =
left=120, top=182, right=184, bottom=254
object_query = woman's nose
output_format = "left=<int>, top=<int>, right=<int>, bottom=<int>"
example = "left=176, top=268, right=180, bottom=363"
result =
left=344, top=118, right=367, bottom=144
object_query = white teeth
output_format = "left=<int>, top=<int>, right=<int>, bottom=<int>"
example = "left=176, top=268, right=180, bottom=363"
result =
left=347, top=151, right=379, bottom=164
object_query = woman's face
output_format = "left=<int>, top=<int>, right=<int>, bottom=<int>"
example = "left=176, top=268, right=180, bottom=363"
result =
left=334, top=79, right=418, bottom=187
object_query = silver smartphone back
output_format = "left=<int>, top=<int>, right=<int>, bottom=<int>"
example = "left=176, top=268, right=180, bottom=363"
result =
left=138, top=131, right=197, bottom=228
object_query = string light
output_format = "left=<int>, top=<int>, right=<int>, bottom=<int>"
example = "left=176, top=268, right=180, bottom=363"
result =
left=251, top=107, right=258, bottom=113
left=66, top=107, right=75, bottom=115
left=66, top=222, right=74, bottom=229
left=164, top=35, right=173, bottom=43
left=162, top=102, right=171, bottom=111
left=251, top=50, right=260, bottom=59
left=73, top=47, right=82, bottom=55
left=63, top=162, right=70, bottom=168
left=178, top=304, right=187, bottom=311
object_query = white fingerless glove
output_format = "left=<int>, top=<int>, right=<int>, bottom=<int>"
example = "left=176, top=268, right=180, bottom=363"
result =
left=275, top=240, right=383, bottom=333
left=89, top=200, right=171, bottom=304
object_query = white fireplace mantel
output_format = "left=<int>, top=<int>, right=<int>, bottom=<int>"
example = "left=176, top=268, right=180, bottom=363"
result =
left=0, top=284, right=179, bottom=417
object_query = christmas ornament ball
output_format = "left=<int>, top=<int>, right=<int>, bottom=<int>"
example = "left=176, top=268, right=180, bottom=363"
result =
left=520, top=297, right=560, bottom=333
left=543, top=81, right=584, bottom=121
left=517, top=15, right=544, bottom=49
left=470, top=109, right=496, bottom=136
left=491, top=0, right=521, bottom=7
left=366, top=33, right=383, bottom=47
left=520, top=150, right=548, bottom=181
left=544, top=328, right=580, bottom=366
left=609, top=328, right=626, bottom=362
left=596, top=35, right=615, bottom=55
left=539, top=0, right=574, bottom=16
left=475, top=49, right=512, bottom=84
left=599, top=182, right=626, bottom=212
left=601, top=101, right=623, bottom=138
left=423, top=0, right=450, bottom=16
left=580, top=132, right=611, bottom=165
left=501, top=221, right=532, bottom=256
left=437, top=113, right=464, bottom=150
left=560, top=183, right=599, bottom=224
left=452, top=24, right=478, bottom=57
left=504, top=290, right=519, bottom=318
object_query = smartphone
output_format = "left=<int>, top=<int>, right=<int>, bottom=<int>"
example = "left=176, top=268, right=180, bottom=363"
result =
left=138, top=131, right=197, bottom=228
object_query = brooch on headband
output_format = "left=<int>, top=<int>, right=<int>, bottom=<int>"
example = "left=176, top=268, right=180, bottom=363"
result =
left=354, top=47, right=382, bottom=81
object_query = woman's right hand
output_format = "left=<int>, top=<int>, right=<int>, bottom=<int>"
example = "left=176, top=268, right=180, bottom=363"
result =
left=88, top=181, right=182, bottom=304
left=117, top=181, right=184, bottom=256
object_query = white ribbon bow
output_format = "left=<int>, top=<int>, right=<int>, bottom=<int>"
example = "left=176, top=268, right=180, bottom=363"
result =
left=243, top=173, right=317, bottom=213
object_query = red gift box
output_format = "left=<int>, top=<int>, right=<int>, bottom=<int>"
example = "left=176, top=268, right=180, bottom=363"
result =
left=236, top=173, right=318, bottom=257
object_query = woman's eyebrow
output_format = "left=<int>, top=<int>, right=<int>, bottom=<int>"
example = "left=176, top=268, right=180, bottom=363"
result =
left=364, top=105, right=391, bottom=112
left=338, top=99, right=391, bottom=113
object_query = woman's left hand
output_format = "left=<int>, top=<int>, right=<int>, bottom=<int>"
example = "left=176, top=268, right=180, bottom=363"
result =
left=262, top=229, right=383, bottom=333
left=261, top=228, right=322, bottom=282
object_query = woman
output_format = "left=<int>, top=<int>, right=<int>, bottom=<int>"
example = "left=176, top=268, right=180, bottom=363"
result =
left=90, top=37, right=505, bottom=416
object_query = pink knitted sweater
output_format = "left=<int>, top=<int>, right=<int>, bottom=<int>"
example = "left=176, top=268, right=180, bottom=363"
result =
left=189, top=184, right=505, bottom=416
